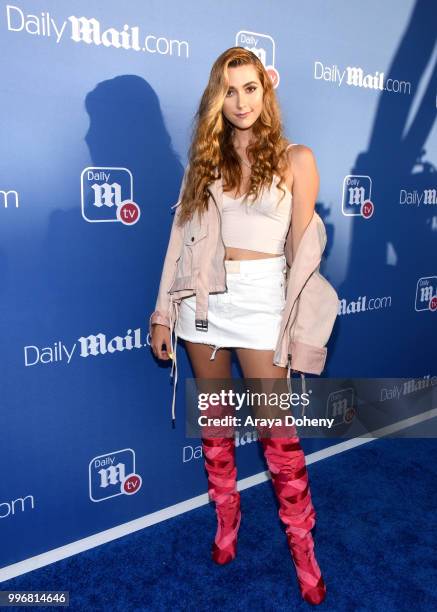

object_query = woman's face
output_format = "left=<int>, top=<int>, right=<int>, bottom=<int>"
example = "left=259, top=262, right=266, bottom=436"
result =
left=222, top=64, right=264, bottom=131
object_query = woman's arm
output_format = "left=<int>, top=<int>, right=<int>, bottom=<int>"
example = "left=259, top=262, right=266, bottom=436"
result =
left=287, top=145, right=320, bottom=258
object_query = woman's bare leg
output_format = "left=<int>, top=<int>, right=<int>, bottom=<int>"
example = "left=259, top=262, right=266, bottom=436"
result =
left=234, top=347, right=287, bottom=379
left=183, top=341, right=232, bottom=378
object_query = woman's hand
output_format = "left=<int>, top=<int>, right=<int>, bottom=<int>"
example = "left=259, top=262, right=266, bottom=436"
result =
left=151, top=324, right=173, bottom=360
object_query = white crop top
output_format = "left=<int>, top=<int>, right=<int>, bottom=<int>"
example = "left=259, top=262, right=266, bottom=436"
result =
left=221, top=172, right=293, bottom=255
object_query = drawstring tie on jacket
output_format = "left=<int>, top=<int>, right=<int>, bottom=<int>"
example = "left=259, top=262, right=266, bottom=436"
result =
left=168, top=295, right=179, bottom=428
left=168, top=200, right=181, bottom=428
left=286, top=357, right=307, bottom=417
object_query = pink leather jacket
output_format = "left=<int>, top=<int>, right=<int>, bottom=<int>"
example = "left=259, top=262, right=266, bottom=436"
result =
left=149, top=164, right=339, bottom=425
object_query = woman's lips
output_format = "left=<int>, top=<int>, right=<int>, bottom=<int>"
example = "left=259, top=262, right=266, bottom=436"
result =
left=236, top=111, right=251, bottom=118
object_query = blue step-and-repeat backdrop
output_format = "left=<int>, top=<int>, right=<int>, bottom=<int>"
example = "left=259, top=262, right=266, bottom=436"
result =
left=1, top=0, right=436, bottom=577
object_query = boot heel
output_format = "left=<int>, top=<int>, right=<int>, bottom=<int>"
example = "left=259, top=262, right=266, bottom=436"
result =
left=288, top=534, right=327, bottom=604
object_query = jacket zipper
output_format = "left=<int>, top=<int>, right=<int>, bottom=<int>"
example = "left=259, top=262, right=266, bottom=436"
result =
left=207, top=186, right=228, bottom=291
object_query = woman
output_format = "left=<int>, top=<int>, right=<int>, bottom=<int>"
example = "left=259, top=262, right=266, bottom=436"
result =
left=150, top=47, right=338, bottom=605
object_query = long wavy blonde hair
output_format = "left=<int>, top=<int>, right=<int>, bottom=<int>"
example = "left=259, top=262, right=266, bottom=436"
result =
left=177, top=47, right=292, bottom=227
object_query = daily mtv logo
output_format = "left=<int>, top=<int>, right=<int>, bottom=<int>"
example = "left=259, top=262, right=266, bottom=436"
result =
left=81, top=166, right=140, bottom=225
left=89, top=448, right=142, bottom=502
left=342, top=175, right=373, bottom=217
left=415, top=276, right=437, bottom=312
left=235, top=30, right=279, bottom=88
left=326, top=387, right=356, bottom=426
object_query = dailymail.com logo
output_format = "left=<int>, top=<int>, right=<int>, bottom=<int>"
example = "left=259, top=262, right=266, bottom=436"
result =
left=415, top=276, right=437, bottom=312
left=81, top=167, right=141, bottom=225
left=342, top=175, right=374, bottom=218
left=89, top=448, right=142, bottom=502
left=235, top=30, right=280, bottom=88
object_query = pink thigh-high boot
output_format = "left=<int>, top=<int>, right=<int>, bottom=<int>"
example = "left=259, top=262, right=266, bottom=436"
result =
left=260, top=435, right=327, bottom=605
left=201, top=435, right=241, bottom=565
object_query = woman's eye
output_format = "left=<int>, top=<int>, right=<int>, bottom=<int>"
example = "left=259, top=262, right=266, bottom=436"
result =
left=226, top=86, right=257, bottom=96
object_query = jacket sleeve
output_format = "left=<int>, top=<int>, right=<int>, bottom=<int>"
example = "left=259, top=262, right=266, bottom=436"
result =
left=148, top=165, right=189, bottom=336
left=290, top=270, right=339, bottom=374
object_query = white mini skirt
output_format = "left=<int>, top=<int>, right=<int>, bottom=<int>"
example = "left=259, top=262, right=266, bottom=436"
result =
left=175, top=254, right=287, bottom=358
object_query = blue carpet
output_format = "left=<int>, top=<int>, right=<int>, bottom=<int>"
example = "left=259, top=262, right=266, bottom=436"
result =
left=2, top=438, right=437, bottom=611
